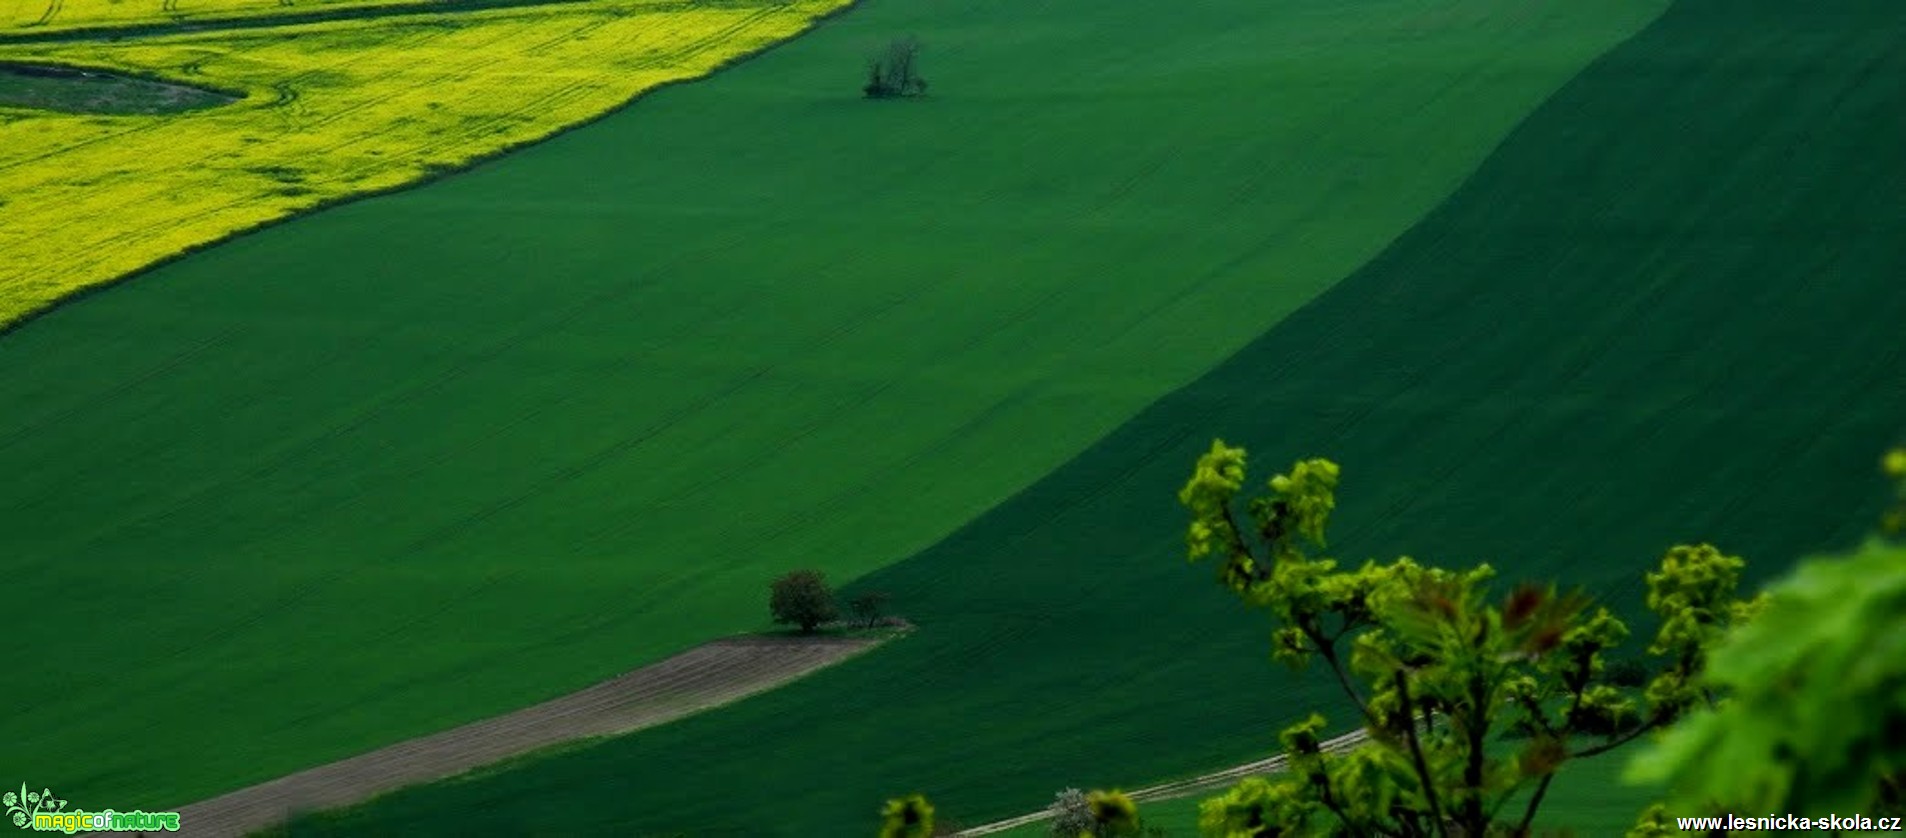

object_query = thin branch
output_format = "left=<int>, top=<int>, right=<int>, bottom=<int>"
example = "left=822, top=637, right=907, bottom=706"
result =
left=1513, top=772, right=1556, bottom=836
left=1570, top=715, right=1665, bottom=759
left=1512, top=694, right=1560, bottom=739
left=1314, top=771, right=1372, bottom=838
left=1315, top=632, right=1375, bottom=725
left=1393, top=669, right=1449, bottom=838
left=1483, top=776, right=1525, bottom=825
left=1394, top=807, right=1426, bottom=838
left=1326, top=611, right=1368, bottom=645
left=1460, top=673, right=1488, bottom=835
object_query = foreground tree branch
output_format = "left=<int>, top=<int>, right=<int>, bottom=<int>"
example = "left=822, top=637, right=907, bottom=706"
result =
left=1175, top=442, right=1760, bottom=837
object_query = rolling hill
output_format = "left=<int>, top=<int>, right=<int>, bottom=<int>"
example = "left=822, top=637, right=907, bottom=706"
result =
left=293, top=0, right=1906, bottom=832
left=0, top=0, right=1661, bottom=811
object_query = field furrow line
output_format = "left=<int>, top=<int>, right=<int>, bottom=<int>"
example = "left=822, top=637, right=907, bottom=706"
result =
left=31, top=260, right=678, bottom=563
left=568, top=374, right=905, bottom=552
left=400, top=261, right=955, bottom=558
left=566, top=288, right=949, bottom=551
left=0, top=326, right=243, bottom=454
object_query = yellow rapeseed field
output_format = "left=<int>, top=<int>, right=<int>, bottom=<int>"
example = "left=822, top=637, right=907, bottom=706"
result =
left=0, top=0, right=848, bottom=329
left=1, top=0, right=412, bottom=32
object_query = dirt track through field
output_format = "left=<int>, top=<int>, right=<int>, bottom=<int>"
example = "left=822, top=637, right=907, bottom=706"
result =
left=172, top=635, right=883, bottom=837
left=953, top=729, right=1371, bottom=836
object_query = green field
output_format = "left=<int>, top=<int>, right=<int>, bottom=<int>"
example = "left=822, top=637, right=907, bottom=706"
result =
left=0, top=0, right=1663, bottom=813
left=288, top=0, right=1906, bottom=833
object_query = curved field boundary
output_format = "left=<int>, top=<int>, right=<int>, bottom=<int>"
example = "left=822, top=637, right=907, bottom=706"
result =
left=171, top=635, right=885, bottom=837
left=0, top=0, right=857, bottom=334
left=953, top=730, right=1370, bottom=837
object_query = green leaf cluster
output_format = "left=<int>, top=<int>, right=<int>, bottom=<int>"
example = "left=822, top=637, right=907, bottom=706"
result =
left=1176, top=443, right=1757, bottom=837
left=1625, top=537, right=1906, bottom=818
left=1085, top=790, right=1143, bottom=837
left=878, top=794, right=935, bottom=838
left=1621, top=446, right=1906, bottom=828
left=769, top=569, right=840, bottom=633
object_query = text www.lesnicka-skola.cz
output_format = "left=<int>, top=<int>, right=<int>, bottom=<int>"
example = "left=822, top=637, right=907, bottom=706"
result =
left=1676, top=814, right=1902, bottom=832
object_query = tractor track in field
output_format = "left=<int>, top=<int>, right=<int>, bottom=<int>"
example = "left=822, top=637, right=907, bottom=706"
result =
left=169, top=634, right=886, bottom=837
left=953, top=729, right=1371, bottom=836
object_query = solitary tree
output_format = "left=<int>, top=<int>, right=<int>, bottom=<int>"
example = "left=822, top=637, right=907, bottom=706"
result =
left=769, top=569, right=838, bottom=633
left=1177, top=442, right=1760, bottom=837
left=864, top=36, right=928, bottom=99
left=850, top=590, right=892, bottom=629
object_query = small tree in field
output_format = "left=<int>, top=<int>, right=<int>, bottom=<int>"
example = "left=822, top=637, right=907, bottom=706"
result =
left=1041, top=788, right=1164, bottom=838
left=879, top=794, right=934, bottom=838
left=864, top=36, right=927, bottom=99
left=1049, top=788, right=1093, bottom=837
left=769, top=570, right=838, bottom=633
left=850, top=590, right=892, bottom=628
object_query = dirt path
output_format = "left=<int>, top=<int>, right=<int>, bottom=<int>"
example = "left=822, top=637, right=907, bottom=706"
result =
left=952, top=729, right=1371, bottom=836
left=173, top=634, right=884, bottom=837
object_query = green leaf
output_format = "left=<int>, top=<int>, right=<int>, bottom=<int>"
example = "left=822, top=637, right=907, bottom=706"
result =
left=1627, top=539, right=1906, bottom=816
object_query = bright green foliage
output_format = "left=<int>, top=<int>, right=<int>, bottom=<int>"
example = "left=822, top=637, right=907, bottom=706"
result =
left=1623, top=803, right=1674, bottom=837
left=1884, top=447, right=1906, bottom=535
left=1178, top=448, right=1756, bottom=836
left=1623, top=449, right=1906, bottom=828
left=1199, top=776, right=1318, bottom=837
left=1638, top=545, right=1766, bottom=719
left=1178, top=445, right=1365, bottom=671
left=1625, top=537, right=1906, bottom=819
left=1180, top=441, right=1252, bottom=571
left=879, top=794, right=935, bottom=838
left=1084, top=790, right=1142, bottom=837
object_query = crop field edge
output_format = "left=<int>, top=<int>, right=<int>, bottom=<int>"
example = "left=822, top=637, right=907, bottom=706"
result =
left=0, top=0, right=868, bottom=339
